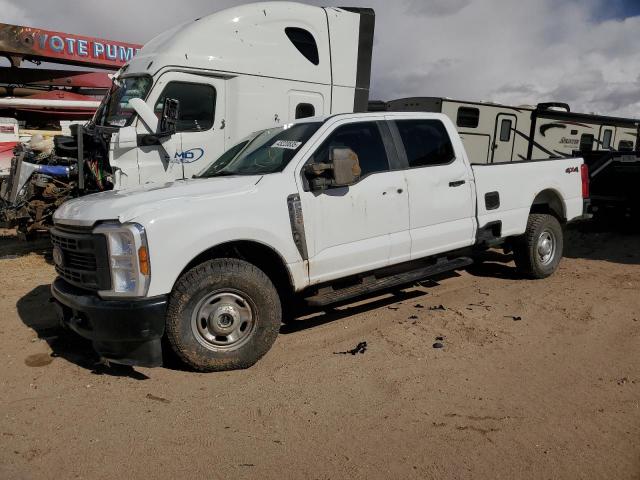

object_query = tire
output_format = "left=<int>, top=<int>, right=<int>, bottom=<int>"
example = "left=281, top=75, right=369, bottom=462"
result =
left=513, top=214, right=564, bottom=279
left=166, top=258, right=282, bottom=372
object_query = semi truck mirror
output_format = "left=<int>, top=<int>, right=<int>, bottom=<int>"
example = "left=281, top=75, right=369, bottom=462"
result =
left=129, top=98, right=159, bottom=133
left=160, top=98, right=180, bottom=136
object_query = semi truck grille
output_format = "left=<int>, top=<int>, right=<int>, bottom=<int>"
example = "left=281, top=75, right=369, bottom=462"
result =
left=50, top=225, right=111, bottom=291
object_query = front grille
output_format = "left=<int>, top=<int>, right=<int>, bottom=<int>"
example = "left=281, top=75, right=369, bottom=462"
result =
left=50, top=225, right=111, bottom=291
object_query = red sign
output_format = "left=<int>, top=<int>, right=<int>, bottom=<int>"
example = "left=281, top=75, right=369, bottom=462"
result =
left=0, top=23, right=143, bottom=70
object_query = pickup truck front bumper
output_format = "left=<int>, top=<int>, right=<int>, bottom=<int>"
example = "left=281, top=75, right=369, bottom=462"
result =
left=51, top=278, right=167, bottom=368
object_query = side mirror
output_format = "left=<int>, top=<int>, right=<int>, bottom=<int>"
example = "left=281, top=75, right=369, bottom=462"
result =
left=129, top=97, right=159, bottom=133
left=160, top=98, right=179, bottom=136
left=331, top=147, right=361, bottom=186
left=128, top=97, right=179, bottom=161
left=304, top=147, right=361, bottom=191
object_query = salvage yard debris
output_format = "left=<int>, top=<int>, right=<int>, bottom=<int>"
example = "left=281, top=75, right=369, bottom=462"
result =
left=334, top=342, right=368, bottom=356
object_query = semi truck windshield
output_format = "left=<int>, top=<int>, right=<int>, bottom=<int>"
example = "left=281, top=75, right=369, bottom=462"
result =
left=102, top=76, right=153, bottom=127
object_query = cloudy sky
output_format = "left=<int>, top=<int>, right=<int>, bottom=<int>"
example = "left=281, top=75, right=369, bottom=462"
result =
left=1, top=0, right=639, bottom=117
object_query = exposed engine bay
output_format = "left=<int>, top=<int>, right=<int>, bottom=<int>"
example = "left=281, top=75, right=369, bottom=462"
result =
left=0, top=124, right=113, bottom=237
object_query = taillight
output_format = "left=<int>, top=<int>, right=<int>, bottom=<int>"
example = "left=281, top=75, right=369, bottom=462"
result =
left=580, top=163, right=589, bottom=199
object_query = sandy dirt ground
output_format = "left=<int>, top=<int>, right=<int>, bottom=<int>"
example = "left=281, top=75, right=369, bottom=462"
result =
left=0, top=223, right=638, bottom=480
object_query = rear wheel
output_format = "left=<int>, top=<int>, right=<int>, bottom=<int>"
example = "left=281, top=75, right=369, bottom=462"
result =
left=166, top=258, right=281, bottom=372
left=513, top=213, right=563, bottom=279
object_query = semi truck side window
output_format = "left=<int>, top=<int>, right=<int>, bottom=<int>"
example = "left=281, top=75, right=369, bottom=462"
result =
left=313, top=122, right=389, bottom=177
left=154, top=82, right=216, bottom=132
left=296, top=103, right=315, bottom=119
left=602, top=130, right=612, bottom=149
left=395, top=119, right=455, bottom=168
left=456, top=107, right=480, bottom=128
left=285, top=27, right=320, bottom=65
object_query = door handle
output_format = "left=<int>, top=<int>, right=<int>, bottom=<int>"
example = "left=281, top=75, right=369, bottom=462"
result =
left=449, top=180, right=466, bottom=187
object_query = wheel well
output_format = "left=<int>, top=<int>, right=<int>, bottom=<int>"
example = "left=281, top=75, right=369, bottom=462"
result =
left=530, top=189, right=566, bottom=222
left=179, top=241, right=294, bottom=300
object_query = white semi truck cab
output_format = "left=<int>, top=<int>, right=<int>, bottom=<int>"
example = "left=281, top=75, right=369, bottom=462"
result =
left=95, top=2, right=375, bottom=189
left=50, top=112, right=590, bottom=371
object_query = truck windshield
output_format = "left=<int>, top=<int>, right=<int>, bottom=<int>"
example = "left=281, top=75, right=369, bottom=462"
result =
left=199, top=122, right=322, bottom=177
left=102, top=76, right=153, bottom=127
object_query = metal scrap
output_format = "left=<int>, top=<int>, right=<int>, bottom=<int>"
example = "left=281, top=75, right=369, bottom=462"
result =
left=334, top=341, right=367, bottom=356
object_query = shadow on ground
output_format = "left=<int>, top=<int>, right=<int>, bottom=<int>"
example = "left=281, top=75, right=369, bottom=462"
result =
left=564, top=221, right=640, bottom=265
left=0, top=229, right=52, bottom=260
left=17, top=284, right=150, bottom=380
left=468, top=219, right=640, bottom=279
left=281, top=289, right=429, bottom=334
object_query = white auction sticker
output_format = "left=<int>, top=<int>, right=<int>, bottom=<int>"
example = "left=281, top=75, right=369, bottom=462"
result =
left=271, top=140, right=302, bottom=150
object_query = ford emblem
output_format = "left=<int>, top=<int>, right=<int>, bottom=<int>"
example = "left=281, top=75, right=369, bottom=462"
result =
left=52, top=246, right=64, bottom=268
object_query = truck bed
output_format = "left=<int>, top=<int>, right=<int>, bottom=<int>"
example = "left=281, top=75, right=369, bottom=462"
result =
left=471, top=158, right=585, bottom=238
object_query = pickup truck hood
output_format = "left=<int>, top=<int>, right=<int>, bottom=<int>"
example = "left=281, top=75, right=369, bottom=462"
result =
left=54, top=176, right=262, bottom=227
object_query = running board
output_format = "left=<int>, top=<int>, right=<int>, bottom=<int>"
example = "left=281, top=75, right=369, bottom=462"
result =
left=305, top=257, right=473, bottom=307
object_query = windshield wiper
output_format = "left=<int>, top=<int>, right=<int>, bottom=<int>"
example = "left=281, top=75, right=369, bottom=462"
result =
left=201, top=171, right=240, bottom=178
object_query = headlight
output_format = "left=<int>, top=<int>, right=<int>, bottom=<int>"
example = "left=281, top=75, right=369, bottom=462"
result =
left=93, top=222, right=150, bottom=298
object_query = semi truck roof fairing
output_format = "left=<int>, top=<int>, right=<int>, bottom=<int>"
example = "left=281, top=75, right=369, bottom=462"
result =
left=125, top=2, right=375, bottom=107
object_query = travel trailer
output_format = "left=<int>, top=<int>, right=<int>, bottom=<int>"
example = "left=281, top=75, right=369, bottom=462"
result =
left=372, top=98, right=639, bottom=164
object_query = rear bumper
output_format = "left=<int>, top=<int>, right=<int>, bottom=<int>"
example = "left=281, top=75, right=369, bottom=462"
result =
left=51, top=277, right=167, bottom=368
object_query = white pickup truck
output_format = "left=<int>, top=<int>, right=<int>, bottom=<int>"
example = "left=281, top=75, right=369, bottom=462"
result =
left=50, top=112, right=589, bottom=371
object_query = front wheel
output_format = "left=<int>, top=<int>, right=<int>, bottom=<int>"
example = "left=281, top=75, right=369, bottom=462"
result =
left=166, top=258, right=281, bottom=372
left=513, top=214, right=564, bottom=279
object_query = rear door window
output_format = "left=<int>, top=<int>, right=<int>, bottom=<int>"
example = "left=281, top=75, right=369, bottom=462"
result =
left=395, top=119, right=455, bottom=168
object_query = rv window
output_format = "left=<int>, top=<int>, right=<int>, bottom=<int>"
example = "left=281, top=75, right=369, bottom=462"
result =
left=285, top=27, right=320, bottom=65
left=154, top=82, right=216, bottom=132
left=580, top=134, right=594, bottom=152
left=601, top=130, right=612, bottom=150
left=295, top=103, right=315, bottom=119
left=499, top=119, right=513, bottom=142
left=395, top=119, right=455, bottom=168
left=619, top=140, right=634, bottom=151
left=456, top=107, right=480, bottom=128
left=312, top=122, right=389, bottom=177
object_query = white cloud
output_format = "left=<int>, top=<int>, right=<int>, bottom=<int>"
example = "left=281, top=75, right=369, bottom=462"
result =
left=0, top=0, right=638, bottom=117
left=370, top=0, right=640, bottom=117
left=405, top=0, right=472, bottom=17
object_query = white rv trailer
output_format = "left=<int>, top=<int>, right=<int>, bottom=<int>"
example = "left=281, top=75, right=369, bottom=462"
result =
left=373, top=98, right=639, bottom=164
